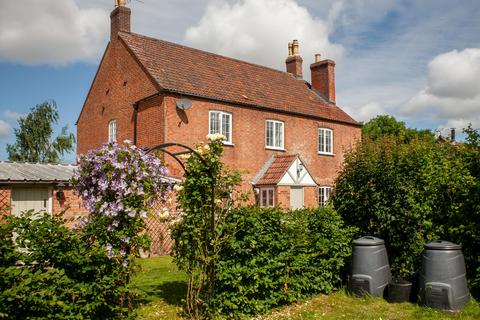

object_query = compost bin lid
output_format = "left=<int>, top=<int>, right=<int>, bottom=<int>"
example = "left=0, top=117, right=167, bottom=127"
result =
left=425, top=240, right=461, bottom=250
left=353, top=236, right=385, bottom=246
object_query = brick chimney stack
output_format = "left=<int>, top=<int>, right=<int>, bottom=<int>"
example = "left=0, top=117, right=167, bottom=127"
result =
left=310, top=53, right=336, bottom=103
left=285, top=40, right=303, bottom=79
left=110, top=0, right=131, bottom=41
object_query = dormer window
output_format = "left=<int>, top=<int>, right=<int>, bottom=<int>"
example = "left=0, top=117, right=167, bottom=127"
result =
left=209, top=111, right=232, bottom=144
left=318, top=128, right=333, bottom=155
left=108, top=120, right=117, bottom=142
left=266, top=120, right=284, bottom=150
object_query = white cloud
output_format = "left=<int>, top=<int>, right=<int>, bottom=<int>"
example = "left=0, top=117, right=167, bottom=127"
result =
left=401, top=48, right=480, bottom=130
left=0, top=0, right=108, bottom=65
left=184, top=0, right=344, bottom=79
left=0, top=120, right=12, bottom=140
left=427, top=48, right=480, bottom=99
left=4, top=110, right=23, bottom=122
left=343, top=102, right=387, bottom=123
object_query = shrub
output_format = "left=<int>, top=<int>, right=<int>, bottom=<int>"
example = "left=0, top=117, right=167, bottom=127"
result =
left=0, top=211, right=137, bottom=319
left=333, top=134, right=480, bottom=297
left=210, top=206, right=357, bottom=316
left=0, top=141, right=171, bottom=319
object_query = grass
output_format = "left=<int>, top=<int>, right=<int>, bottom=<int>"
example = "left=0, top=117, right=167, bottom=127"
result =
left=134, top=256, right=480, bottom=320
left=134, top=256, right=186, bottom=319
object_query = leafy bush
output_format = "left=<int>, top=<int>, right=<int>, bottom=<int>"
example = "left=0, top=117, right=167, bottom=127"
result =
left=332, top=133, right=480, bottom=297
left=210, top=206, right=357, bottom=316
left=0, top=211, right=138, bottom=319
left=0, top=141, right=171, bottom=319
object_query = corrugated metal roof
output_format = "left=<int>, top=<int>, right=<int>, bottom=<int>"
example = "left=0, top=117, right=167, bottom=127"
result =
left=0, top=161, right=76, bottom=183
left=0, top=161, right=181, bottom=185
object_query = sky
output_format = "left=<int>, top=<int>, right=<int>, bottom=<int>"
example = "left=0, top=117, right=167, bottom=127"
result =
left=0, top=0, right=479, bottom=163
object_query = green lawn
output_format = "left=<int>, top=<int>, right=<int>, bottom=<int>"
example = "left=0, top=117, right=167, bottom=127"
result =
left=134, top=256, right=480, bottom=320
left=134, top=256, right=186, bottom=319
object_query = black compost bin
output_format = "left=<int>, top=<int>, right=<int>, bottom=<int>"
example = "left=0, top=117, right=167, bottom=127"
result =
left=350, top=236, right=391, bottom=297
left=419, top=240, right=470, bottom=311
left=387, top=279, right=412, bottom=303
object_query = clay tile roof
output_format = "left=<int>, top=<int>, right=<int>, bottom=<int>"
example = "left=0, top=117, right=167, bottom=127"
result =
left=255, top=154, right=297, bottom=186
left=119, top=32, right=359, bottom=126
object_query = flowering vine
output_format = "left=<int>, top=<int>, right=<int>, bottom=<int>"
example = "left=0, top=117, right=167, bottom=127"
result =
left=72, top=141, right=170, bottom=266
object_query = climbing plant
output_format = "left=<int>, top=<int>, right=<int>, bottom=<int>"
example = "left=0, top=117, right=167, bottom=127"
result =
left=171, top=134, right=242, bottom=319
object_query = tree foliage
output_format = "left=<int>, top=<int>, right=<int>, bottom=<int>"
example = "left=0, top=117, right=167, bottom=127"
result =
left=362, top=115, right=434, bottom=142
left=6, top=100, right=75, bottom=163
left=333, top=131, right=480, bottom=298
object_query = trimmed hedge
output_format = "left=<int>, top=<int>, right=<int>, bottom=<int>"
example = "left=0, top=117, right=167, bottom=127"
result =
left=210, top=206, right=357, bottom=316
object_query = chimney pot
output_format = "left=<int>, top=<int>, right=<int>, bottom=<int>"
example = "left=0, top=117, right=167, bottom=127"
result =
left=115, top=0, right=127, bottom=7
left=315, top=53, right=322, bottom=63
left=292, top=39, right=300, bottom=55
left=285, top=40, right=303, bottom=79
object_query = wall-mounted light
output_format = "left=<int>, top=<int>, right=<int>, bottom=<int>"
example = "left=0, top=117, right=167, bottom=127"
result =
left=297, top=162, right=304, bottom=178
left=55, top=182, right=66, bottom=201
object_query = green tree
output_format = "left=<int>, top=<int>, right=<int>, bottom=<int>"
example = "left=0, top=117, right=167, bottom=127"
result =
left=6, top=100, right=75, bottom=163
left=332, top=135, right=476, bottom=280
left=362, top=115, right=434, bottom=142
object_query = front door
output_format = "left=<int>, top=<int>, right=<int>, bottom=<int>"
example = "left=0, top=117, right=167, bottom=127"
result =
left=290, top=186, right=304, bottom=209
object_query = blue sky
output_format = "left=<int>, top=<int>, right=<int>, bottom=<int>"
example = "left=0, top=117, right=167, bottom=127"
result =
left=0, top=0, right=479, bottom=163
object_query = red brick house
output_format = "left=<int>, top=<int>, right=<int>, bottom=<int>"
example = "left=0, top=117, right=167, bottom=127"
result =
left=77, top=3, right=361, bottom=209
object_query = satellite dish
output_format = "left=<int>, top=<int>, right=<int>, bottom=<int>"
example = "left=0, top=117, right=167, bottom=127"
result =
left=176, top=98, right=192, bottom=110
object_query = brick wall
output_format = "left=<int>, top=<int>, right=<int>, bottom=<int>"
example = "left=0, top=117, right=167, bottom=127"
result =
left=161, top=94, right=361, bottom=186
left=52, top=187, right=88, bottom=227
left=77, top=37, right=157, bottom=155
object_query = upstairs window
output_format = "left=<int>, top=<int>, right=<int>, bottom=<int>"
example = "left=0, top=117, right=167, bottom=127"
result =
left=259, top=187, right=275, bottom=207
left=266, top=120, right=284, bottom=149
left=209, top=111, right=232, bottom=144
left=319, top=186, right=332, bottom=207
left=318, top=128, right=333, bottom=154
left=108, top=120, right=117, bottom=142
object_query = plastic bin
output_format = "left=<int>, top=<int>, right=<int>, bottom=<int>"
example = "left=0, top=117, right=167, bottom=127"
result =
left=350, top=236, right=391, bottom=297
left=419, top=240, right=470, bottom=311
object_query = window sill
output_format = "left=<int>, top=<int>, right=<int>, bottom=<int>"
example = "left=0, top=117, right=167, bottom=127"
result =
left=265, top=147, right=286, bottom=152
left=318, top=152, right=335, bottom=157
left=222, top=142, right=235, bottom=147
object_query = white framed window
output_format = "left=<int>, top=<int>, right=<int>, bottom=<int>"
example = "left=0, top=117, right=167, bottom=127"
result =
left=266, top=120, right=284, bottom=149
left=209, top=111, right=232, bottom=144
left=108, top=120, right=117, bottom=142
left=318, top=128, right=333, bottom=154
left=319, top=186, right=332, bottom=207
left=259, top=187, right=275, bottom=207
